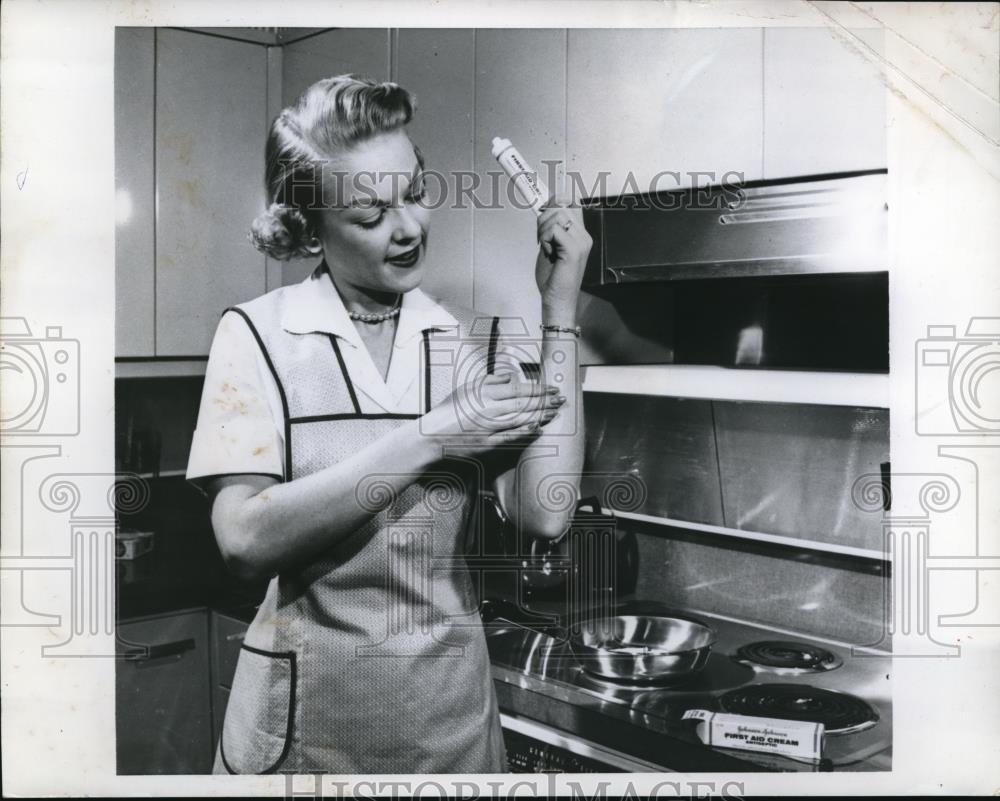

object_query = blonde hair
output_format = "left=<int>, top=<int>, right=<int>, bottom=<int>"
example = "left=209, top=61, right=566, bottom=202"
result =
left=250, top=74, right=418, bottom=260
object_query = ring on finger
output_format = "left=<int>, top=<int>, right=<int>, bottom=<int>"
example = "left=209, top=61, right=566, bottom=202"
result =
left=560, top=219, right=573, bottom=231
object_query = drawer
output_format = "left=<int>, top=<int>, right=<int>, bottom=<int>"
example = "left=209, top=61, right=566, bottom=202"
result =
left=116, top=609, right=213, bottom=774
left=211, top=612, right=249, bottom=689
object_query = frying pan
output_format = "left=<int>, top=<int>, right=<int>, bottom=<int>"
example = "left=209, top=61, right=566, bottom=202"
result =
left=480, top=599, right=717, bottom=684
left=568, top=613, right=717, bottom=683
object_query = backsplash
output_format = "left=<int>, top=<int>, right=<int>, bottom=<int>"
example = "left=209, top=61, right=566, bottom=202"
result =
left=625, top=521, right=886, bottom=646
left=713, top=400, right=888, bottom=549
left=116, top=377, right=205, bottom=475
left=580, top=391, right=890, bottom=644
left=581, top=392, right=889, bottom=552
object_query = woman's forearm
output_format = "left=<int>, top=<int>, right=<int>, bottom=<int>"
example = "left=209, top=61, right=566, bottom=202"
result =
left=502, top=302, right=586, bottom=540
left=213, top=419, right=439, bottom=580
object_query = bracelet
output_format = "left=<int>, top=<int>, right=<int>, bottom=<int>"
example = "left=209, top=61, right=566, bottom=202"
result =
left=540, top=324, right=582, bottom=338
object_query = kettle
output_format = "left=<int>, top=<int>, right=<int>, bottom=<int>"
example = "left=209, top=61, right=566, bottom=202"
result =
left=480, top=493, right=639, bottom=599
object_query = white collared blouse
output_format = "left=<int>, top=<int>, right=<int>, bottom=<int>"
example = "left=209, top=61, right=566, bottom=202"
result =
left=186, top=267, right=461, bottom=485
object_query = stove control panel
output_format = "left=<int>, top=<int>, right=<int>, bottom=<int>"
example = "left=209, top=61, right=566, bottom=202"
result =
left=500, top=712, right=668, bottom=773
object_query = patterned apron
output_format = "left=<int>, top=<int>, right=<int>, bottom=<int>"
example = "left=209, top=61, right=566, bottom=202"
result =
left=212, top=286, right=507, bottom=774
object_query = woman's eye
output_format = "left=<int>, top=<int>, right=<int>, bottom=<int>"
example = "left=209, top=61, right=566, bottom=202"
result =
left=358, top=212, right=385, bottom=229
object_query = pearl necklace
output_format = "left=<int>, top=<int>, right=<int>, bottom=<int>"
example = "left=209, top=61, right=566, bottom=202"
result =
left=347, top=303, right=401, bottom=324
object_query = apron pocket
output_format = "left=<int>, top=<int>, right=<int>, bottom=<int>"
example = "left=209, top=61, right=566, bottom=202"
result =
left=220, top=645, right=296, bottom=774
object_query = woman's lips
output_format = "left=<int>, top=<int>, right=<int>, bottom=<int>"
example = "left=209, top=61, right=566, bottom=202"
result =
left=386, top=242, right=422, bottom=267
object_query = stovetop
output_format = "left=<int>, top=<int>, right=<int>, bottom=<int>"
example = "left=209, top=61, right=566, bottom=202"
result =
left=483, top=601, right=892, bottom=772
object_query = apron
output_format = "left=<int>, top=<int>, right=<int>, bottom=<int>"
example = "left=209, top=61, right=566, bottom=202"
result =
left=212, top=287, right=507, bottom=775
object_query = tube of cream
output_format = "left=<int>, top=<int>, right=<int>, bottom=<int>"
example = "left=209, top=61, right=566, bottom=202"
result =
left=491, top=137, right=549, bottom=216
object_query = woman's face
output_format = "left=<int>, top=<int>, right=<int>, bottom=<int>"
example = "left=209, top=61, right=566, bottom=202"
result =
left=313, top=129, right=430, bottom=296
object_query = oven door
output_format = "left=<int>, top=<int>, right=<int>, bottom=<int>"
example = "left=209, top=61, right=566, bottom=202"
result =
left=500, top=713, right=671, bottom=773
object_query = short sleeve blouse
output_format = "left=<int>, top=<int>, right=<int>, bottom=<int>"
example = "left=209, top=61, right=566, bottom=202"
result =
left=186, top=311, right=285, bottom=488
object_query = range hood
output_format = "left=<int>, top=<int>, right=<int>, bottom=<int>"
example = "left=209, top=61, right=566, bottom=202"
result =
left=581, top=170, right=887, bottom=285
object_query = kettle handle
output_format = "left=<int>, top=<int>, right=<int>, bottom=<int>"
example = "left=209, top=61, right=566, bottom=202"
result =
left=575, top=495, right=603, bottom=514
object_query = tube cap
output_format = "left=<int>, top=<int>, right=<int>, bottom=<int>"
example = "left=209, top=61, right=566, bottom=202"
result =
left=491, top=137, right=511, bottom=157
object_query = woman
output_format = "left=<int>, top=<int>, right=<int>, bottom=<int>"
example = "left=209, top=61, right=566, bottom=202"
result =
left=186, top=74, right=590, bottom=775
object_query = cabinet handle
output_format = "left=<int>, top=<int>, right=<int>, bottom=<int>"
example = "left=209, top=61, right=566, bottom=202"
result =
left=225, top=631, right=246, bottom=643
left=124, top=637, right=196, bottom=664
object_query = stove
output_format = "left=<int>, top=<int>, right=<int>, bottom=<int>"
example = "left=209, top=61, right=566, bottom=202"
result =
left=484, top=603, right=892, bottom=772
left=718, top=685, right=879, bottom=735
left=733, top=641, right=843, bottom=674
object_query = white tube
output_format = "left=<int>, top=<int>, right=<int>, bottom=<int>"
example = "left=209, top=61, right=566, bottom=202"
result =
left=491, top=136, right=549, bottom=216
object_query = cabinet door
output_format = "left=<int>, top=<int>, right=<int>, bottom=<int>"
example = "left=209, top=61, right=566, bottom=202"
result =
left=763, top=27, right=886, bottom=178
left=279, top=29, right=391, bottom=287
left=115, top=28, right=156, bottom=357
left=474, top=29, right=566, bottom=333
left=210, top=612, right=249, bottom=747
left=116, top=609, right=212, bottom=774
left=155, top=29, right=267, bottom=356
left=396, top=29, right=475, bottom=308
left=567, top=29, right=764, bottom=196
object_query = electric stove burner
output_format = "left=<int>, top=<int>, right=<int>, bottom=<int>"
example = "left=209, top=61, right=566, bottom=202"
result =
left=734, top=640, right=843, bottom=673
left=718, top=684, right=879, bottom=735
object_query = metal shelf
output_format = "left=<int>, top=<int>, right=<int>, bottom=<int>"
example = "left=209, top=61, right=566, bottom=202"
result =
left=582, top=365, right=889, bottom=408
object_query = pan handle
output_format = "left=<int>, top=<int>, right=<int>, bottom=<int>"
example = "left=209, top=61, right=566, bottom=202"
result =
left=478, top=598, right=564, bottom=636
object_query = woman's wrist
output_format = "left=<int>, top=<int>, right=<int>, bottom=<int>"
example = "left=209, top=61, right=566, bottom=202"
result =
left=396, top=418, right=442, bottom=472
left=541, top=297, right=578, bottom=329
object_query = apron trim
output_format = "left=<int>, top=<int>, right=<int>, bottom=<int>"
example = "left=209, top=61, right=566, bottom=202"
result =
left=328, top=335, right=362, bottom=415
left=486, top=316, right=500, bottom=375
left=224, top=307, right=292, bottom=483
left=290, top=413, right=421, bottom=423
left=219, top=643, right=298, bottom=775
left=422, top=330, right=432, bottom=414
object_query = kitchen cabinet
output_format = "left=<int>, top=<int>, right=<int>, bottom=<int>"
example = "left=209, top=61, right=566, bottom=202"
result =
left=155, top=29, right=268, bottom=356
left=473, top=29, right=566, bottom=334
left=763, top=27, right=886, bottom=178
left=567, top=29, right=764, bottom=196
left=114, top=28, right=269, bottom=359
left=278, top=29, right=391, bottom=288
left=115, top=28, right=156, bottom=357
left=210, top=611, right=250, bottom=746
left=397, top=29, right=475, bottom=308
left=116, top=608, right=213, bottom=774
left=281, top=28, right=390, bottom=110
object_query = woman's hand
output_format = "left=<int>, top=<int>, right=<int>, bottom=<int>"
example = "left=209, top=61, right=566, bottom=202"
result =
left=535, top=204, right=593, bottom=318
left=421, top=372, right=566, bottom=453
